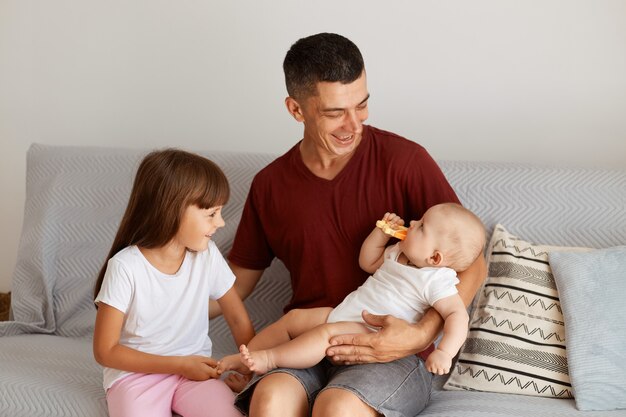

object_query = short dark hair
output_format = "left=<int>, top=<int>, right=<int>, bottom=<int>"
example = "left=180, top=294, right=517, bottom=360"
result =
left=283, top=33, right=365, bottom=100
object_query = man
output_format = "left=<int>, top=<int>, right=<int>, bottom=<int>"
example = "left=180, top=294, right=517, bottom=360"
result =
left=225, top=33, right=486, bottom=417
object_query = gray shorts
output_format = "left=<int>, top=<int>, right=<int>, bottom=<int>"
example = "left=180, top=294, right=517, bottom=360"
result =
left=234, top=355, right=433, bottom=417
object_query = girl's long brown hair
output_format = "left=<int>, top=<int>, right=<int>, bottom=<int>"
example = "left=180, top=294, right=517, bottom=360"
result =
left=93, top=149, right=229, bottom=301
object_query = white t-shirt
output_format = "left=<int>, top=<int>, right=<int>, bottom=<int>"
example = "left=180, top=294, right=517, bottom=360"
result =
left=95, top=241, right=234, bottom=389
left=327, top=243, right=459, bottom=325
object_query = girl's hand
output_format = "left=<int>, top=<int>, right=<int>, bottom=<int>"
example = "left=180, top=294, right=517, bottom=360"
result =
left=180, top=355, right=220, bottom=380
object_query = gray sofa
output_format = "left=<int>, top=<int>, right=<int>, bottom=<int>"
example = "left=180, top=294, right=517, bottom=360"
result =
left=1, top=143, right=624, bottom=416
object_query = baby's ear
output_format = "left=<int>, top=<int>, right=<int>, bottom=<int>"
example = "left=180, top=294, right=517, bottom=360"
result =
left=429, top=251, right=443, bottom=266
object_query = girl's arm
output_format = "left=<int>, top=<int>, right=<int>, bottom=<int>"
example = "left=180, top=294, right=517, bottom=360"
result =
left=217, top=286, right=255, bottom=347
left=359, top=213, right=403, bottom=273
left=93, top=303, right=219, bottom=380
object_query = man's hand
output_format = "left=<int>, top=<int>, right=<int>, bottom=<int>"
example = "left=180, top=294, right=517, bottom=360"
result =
left=325, top=311, right=431, bottom=364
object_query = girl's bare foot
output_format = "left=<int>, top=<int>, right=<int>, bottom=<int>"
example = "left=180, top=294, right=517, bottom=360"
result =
left=239, top=344, right=276, bottom=374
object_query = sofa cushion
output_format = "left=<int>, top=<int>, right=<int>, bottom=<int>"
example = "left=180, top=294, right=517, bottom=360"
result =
left=549, top=247, right=626, bottom=411
left=0, top=334, right=108, bottom=416
left=444, top=224, right=589, bottom=398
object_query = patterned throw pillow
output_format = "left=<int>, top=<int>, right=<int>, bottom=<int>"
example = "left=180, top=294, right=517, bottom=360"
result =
left=444, top=224, right=589, bottom=398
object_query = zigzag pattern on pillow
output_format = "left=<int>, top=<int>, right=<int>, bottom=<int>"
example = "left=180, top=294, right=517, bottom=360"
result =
left=444, top=224, right=590, bottom=398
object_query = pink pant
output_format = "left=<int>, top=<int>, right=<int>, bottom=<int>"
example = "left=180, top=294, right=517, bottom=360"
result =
left=106, top=373, right=242, bottom=417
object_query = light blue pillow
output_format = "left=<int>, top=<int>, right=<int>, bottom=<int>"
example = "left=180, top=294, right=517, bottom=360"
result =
left=549, top=246, right=626, bottom=411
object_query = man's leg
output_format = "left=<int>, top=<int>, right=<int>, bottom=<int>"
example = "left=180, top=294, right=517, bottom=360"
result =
left=313, top=388, right=381, bottom=417
left=235, top=361, right=330, bottom=417
left=313, top=355, right=433, bottom=417
left=249, top=373, right=309, bottom=417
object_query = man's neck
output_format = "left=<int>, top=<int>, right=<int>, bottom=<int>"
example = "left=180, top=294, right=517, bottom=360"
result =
left=299, top=140, right=356, bottom=180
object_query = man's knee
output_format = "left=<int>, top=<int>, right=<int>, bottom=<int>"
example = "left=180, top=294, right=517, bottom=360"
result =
left=250, top=373, right=308, bottom=416
left=312, top=388, right=380, bottom=417
left=250, top=376, right=281, bottom=409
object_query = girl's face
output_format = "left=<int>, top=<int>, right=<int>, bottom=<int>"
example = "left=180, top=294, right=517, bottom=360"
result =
left=175, top=204, right=225, bottom=252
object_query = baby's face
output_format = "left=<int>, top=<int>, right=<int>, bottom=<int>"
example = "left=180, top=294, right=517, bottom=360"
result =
left=399, top=208, right=446, bottom=268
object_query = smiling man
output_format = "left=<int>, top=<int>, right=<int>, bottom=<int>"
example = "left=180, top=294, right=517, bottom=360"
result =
left=225, top=33, right=486, bottom=417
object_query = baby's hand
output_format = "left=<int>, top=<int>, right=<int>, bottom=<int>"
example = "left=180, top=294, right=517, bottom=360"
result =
left=376, top=213, right=407, bottom=240
left=381, top=212, right=404, bottom=227
left=425, top=349, right=453, bottom=375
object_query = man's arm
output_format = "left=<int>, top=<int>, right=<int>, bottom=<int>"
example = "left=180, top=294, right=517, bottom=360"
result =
left=326, top=254, right=486, bottom=363
left=209, top=263, right=264, bottom=319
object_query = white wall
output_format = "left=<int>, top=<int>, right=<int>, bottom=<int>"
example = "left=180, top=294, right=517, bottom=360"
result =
left=1, top=0, right=625, bottom=292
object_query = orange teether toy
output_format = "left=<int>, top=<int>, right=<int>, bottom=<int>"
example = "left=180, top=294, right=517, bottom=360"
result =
left=376, top=220, right=407, bottom=240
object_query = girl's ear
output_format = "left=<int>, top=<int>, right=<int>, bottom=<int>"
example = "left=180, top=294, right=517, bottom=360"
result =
left=429, top=251, right=443, bottom=266
left=285, top=97, right=305, bottom=122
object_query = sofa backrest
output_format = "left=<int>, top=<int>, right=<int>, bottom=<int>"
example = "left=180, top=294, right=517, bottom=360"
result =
left=3, top=144, right=625, bottom=359
left=441, top=159, right=626, bottom=249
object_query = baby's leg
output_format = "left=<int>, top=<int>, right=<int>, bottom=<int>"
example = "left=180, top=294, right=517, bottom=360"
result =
left=241, top=321, right=372, bottom=374
left=247, top=307, right=334, bottom=351
left=218, top=307, right=332, bottom=373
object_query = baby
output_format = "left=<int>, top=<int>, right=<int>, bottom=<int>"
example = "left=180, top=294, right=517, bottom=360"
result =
left=219, top=202, right=485, bottom=376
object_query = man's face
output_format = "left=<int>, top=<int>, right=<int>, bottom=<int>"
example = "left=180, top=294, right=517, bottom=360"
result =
left=298, top=71, right=369, bottom=158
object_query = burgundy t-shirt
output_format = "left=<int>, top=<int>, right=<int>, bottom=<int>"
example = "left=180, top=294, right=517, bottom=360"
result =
left=230, top=125, right=459, bottom=310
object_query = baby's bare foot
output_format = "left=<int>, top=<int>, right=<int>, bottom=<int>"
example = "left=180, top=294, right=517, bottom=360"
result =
left=239, top=344, right=276, bottom=374
left=218, top=350, right=250, bottom=374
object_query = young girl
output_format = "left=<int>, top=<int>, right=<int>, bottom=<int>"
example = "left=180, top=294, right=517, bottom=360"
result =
left=93, top=149, right=253, bottom=417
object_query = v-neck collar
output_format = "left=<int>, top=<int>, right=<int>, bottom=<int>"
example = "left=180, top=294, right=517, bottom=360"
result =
left=293, top=125, right=371, bottom=184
